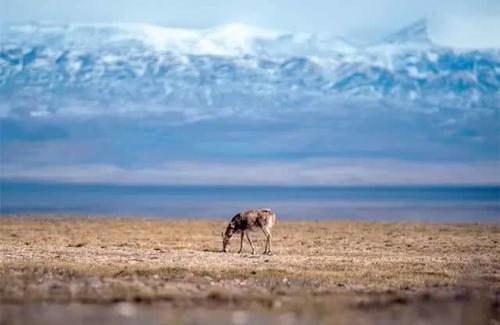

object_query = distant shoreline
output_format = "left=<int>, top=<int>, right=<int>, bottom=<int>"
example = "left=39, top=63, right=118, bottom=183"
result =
left=2, top=182, right=498, bottom=221
left=1, top=214, right=499, bottom=224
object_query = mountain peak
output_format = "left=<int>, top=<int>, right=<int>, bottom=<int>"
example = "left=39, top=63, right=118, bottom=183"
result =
left=382, top=19, right=430, bottom=44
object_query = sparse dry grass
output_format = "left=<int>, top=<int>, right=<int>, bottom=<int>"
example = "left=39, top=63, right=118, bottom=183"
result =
left=0, top=216, right=499, bottom=324
left=0, top=216, right=500, bottom=324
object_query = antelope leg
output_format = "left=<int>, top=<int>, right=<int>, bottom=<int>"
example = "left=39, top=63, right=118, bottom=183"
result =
left=238, top=232, right=244, bottom=253
left=245, top=231, right=255, bottom=254
left=263, top=227, right=272, bottom=254
left=261, top=227, right=269, bottom=253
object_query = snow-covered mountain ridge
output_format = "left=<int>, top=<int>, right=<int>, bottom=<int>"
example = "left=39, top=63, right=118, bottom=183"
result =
left=0, top=20, right=498, bottom=117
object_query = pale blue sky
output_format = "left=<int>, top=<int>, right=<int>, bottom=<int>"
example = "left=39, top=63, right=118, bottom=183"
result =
left=2, top=0, right=500, bottom=47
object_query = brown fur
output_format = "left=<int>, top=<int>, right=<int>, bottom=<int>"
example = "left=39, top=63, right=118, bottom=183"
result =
left=222, top=208, right=276, bottom=254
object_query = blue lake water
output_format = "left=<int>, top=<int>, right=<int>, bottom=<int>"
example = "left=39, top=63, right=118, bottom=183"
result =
left=0, top=181, right=498, bottom=221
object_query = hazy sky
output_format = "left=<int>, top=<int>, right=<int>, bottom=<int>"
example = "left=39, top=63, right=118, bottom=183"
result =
left=2, top=0, right=500, bottom=47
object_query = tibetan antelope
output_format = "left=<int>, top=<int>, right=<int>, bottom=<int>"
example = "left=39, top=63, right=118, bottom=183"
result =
left=221, top=208, right=276, bottom=254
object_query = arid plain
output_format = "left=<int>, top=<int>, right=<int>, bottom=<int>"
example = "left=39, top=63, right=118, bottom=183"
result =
left=1, top=216, right=499, bottom=324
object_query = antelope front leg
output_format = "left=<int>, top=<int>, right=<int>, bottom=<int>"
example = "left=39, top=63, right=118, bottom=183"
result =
left=262, top=228, right=272, bottom=255
left=238, top=232, right=244, bottom=253
left=261, top=227, right=269, bottom=254
left=245, top=231, right=255, bottom=254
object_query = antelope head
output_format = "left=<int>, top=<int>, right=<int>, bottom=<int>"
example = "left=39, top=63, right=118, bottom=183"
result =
left=221, top=223, right=235, bottom=252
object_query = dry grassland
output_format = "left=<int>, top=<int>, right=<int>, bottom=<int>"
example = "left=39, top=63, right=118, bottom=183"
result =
left=0, top=216, right=499, bottom=324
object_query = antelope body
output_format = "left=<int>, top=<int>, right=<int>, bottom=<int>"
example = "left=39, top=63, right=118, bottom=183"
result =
left=222, top=208, right=276, bottom=254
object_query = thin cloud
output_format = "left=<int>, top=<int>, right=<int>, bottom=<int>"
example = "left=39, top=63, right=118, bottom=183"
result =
left=2, top=159, right=498, bottom=185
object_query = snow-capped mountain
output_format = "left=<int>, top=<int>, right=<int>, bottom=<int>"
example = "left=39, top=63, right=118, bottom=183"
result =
left=382, top=19, right=430, bottom=44
left=0, top=20, right=498, bottom=118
